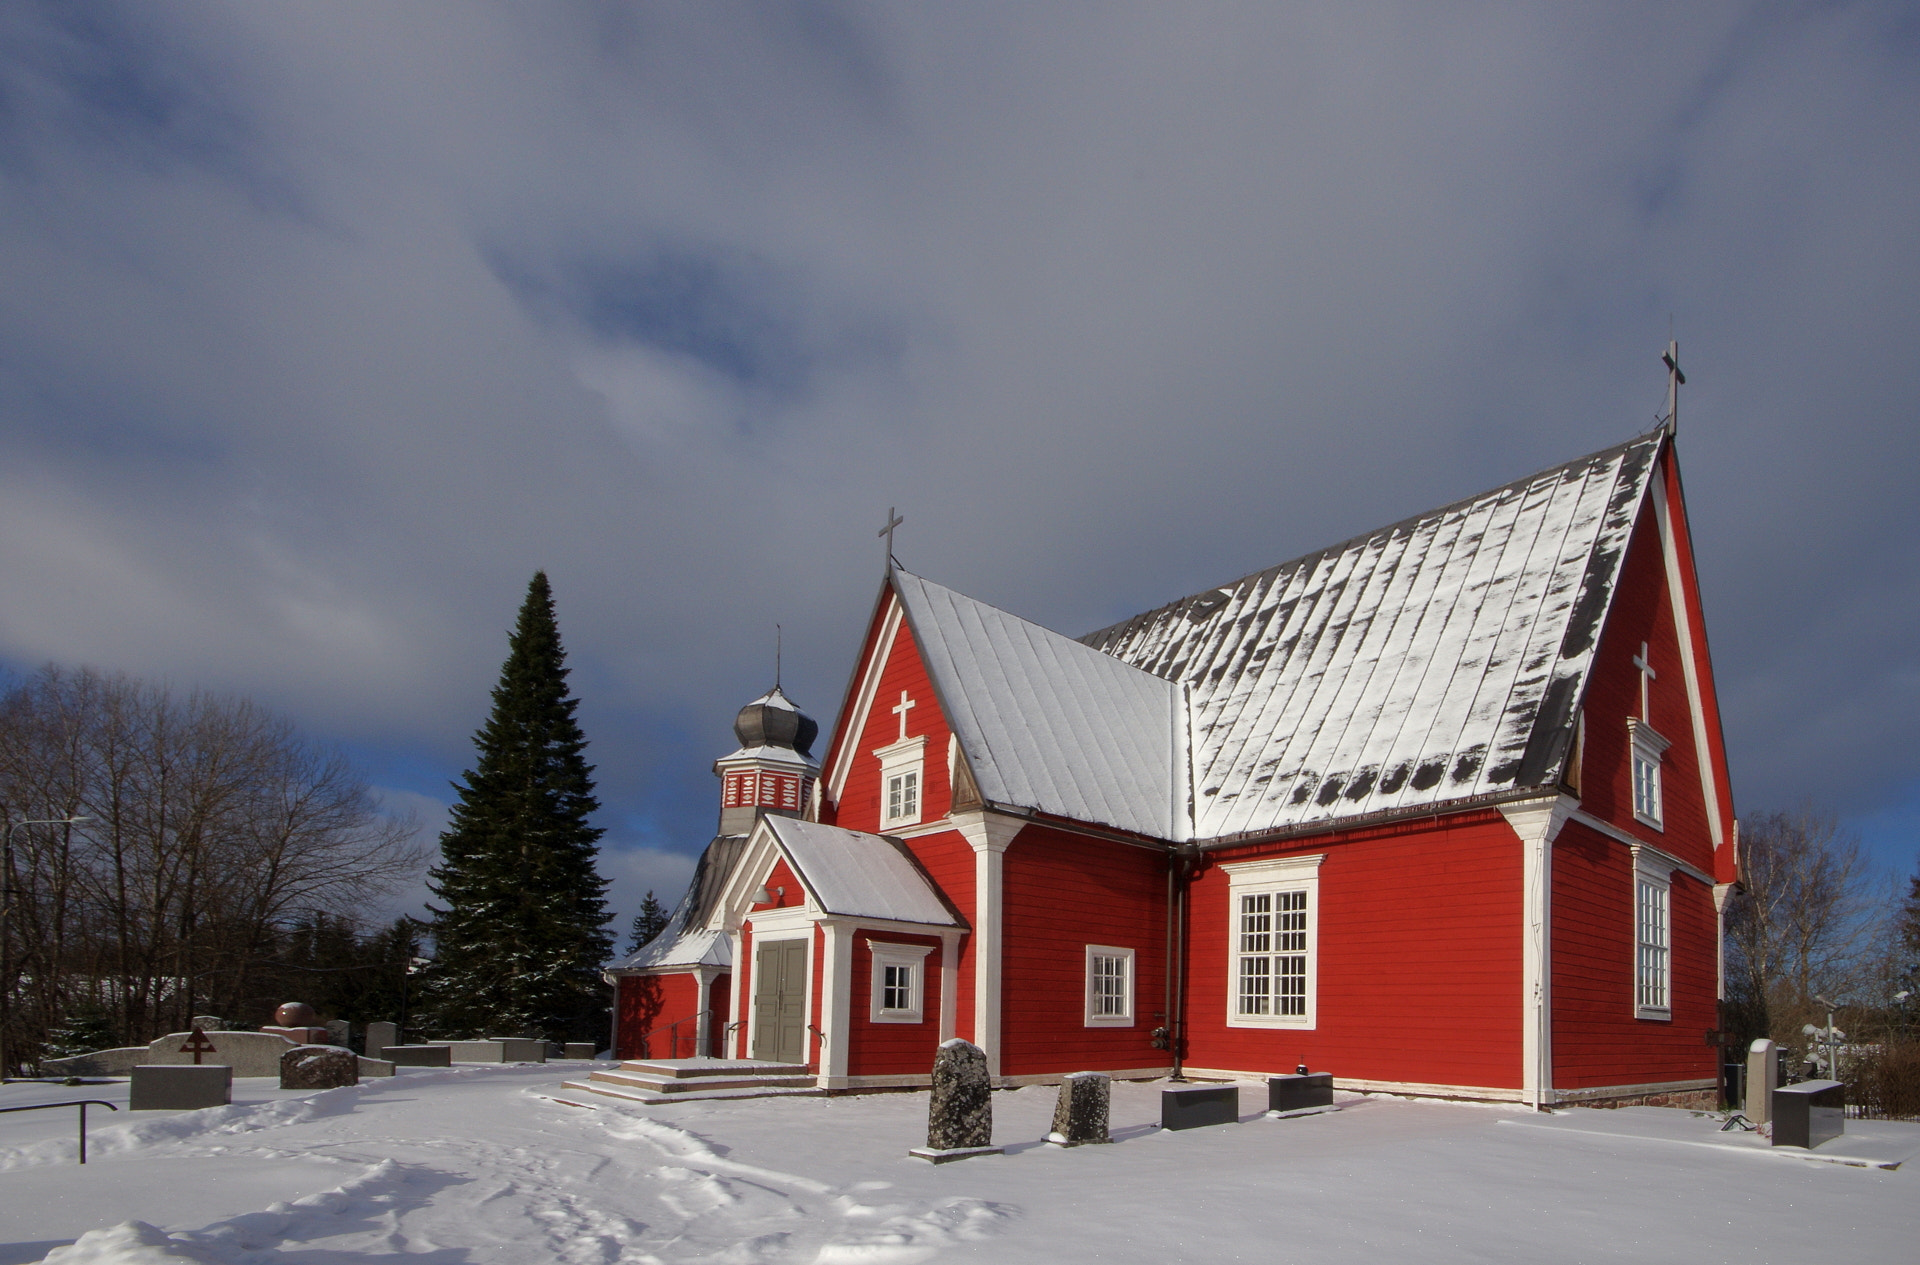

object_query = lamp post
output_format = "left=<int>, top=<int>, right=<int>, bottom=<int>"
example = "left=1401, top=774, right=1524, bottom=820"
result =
left=1812, top=994, right=1841, bottom=1080
left=1, top=815, right=90, bottom=1079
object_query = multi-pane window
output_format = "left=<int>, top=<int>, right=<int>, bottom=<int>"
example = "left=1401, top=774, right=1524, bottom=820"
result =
left=1237, top=891, right=1308, bottom=1017
left=881, top=963, right=914, bottom=1012
left=1628, top=719, right=1670, bottom=832
left=886, top=770, right=919, bottom=824
left=1084, top=945, right=1135, bottom=1025
left=1635, top=877, right=1670, bottom=1014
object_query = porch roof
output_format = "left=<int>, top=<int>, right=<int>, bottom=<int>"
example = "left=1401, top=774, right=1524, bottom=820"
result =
left=763, top=816, right=962, bottom=927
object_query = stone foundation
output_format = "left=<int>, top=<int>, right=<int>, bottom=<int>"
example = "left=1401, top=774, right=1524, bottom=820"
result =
left=1567, top=1088, right=1720, bottom=1111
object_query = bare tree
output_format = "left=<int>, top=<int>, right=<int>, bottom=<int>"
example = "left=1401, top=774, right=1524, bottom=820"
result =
left=0, top=665, right=423, bottom=1072
left=1724, top=804, right=1877, bottom=1050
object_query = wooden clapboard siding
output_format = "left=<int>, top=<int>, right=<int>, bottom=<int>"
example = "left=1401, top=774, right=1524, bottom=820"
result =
left=998, top=824, right=1169, bottom=1077
left=834, top=617, right=953, bottom=836
left=846, top=930, right=946, bottom=1076
left=1184, top=811, right=1525, bottom=1088
left=614, top=972, right=705, bottom=1060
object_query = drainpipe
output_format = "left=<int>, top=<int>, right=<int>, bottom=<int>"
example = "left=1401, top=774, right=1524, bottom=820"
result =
left=1169, top=846, right=1197, bottom=1081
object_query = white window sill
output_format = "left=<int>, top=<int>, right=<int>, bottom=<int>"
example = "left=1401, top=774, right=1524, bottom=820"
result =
left=1635, top=1006, right=1671, bottom=1022
left=1227, top=1015, right=1316, bottom=1030
left=1083, top=1015, right=1133, bottom=1028
left=1632, top=810, right=1664, bottom=832
left=872, top=1011, right=923, bottom=1025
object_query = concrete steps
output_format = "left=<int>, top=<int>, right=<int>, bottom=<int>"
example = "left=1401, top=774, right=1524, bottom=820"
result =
left=559, top=1057, right=820, bottom=1105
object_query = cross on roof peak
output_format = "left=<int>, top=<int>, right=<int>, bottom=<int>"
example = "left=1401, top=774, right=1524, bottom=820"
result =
left=879, top=507, right=904, bottom=570
left=1661, top=339, right=1685, bottom=434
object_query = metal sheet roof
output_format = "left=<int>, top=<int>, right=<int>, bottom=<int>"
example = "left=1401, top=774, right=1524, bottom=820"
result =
left=766, top=816, right=962, bottom=926
left=611, top=835, right=743, bottom=970
left=893, top=569, right=1185, bottom=841
left=1083, top=434, right=1662, bottom=841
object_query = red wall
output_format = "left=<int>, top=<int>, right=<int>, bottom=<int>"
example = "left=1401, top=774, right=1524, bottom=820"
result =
left=1184, top=811, right=1525, bottom=1089
left=1000, top=824, right=1170, bottom=1076
left=846, top=930, right=946, bottom=1077
left=1551, top=819, right=1719, bottom=1087
left=615, top=972, right=718, bottom=1060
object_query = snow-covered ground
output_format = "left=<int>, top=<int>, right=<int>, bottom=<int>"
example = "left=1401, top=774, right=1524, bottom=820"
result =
left=1, top=1065, right=1913, bottom=1263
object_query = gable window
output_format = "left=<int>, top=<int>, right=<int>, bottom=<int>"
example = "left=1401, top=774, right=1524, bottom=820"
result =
left=1628, top=718, right=1671, bottom=831
left=873, top=734, right=927, bottom=829
left=1085, top=945, right=1135, bottom=1026
left=1221, top=853, right=1323, bottom=1029
left=868, top=941, right=932, bottom=1024
left=1632, top=848, right=1672, bottom=1020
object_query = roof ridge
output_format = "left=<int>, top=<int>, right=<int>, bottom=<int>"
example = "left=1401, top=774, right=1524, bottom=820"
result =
left=1079, top=431, right=1666, bottom=647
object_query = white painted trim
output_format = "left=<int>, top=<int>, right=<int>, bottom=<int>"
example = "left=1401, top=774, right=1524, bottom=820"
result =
left=953, top=810, right=1020, bottom=1077
left=1566, top=810, right=1714, bottom=886
left=1650, top=477, right=1727, bottom=851
left=1084, top=944, right=1136, bottom=1027
left=1179, top=1068, right=1529, bottom=1102
left=826, top=597, right=904, bottom=805
left=726, top=931, right=745, bottom=1058
left=874, top=734, right=928, bottom=829
left=742, top=923, right=815, bottom=1067
left=1627, top=718, right=1670, bottom=831
left=692, top=965, right=720, bottom=1056
left=938, top=931, right=960, bottom=1041
left=1501, top=794, right=1575, bottom=1113
left=1632, top=847, right=1674, bottom=1022
left=1221, top=853, right=1324, bottom=1031
left=867, top=940, right=934, bottom=1024
left=819, top=921, right=853, bottom=1084
left=1713, top=882, right=1735, bottom=1001
left=994, top=1066, right=1174, bottom=1088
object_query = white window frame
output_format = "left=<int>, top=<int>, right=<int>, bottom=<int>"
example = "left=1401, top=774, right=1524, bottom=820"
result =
left=1084, top=944, right=1135, bottom=1027
left=867, top=941, right=932, bottom=1024
left=873, top=735, right=926, bottom=829
left=1628, top=718, right=1671, bottom=831
left=1221, top=853, right=1323, bottom=1030
left=1632, top=847, right=1673, bottom=1021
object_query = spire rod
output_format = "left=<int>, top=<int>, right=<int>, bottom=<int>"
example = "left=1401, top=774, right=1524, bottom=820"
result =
left=774, top=623, right=782, bottom=690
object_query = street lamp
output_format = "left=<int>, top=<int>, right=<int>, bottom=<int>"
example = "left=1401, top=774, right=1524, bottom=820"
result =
left=1, top=815, right=90, bottom=1080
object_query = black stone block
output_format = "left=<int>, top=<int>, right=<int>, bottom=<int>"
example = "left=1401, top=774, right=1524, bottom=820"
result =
left=382, top=1044, right=452, bottom=1067
left=1771, top=1079, right=1845, bottom=1150
left=1161, top=1084, right=1238, bottom=1131
left=1268, top=1072, right=1334, bottom=1113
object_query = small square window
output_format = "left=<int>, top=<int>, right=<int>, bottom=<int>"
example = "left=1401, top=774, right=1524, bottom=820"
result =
left=1084, top=945, right=1135, bottom=1026
left=868, top=941, right=932, bottom=1024
left=886, top=770, right=919, bottom=824
left=1628, top=719, right=1671, bottom=832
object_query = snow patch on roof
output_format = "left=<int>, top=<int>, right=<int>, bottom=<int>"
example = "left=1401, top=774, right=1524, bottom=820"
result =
left=893, top=570, right=1185, bottom=841
left=766, top=817, right=960, bottom=926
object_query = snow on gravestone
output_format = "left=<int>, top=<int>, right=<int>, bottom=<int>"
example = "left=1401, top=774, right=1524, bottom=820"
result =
left=1048, top=1071, right=1111, bottom=1146
left=910, top=1038, right=1002, bottom=1162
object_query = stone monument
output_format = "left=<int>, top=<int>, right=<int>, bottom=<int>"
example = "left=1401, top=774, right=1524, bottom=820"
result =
left=280, top=1044, right=360, bottom=1090
left=129, top=1064, right=232, bottom=1110
left=365, top=1021, right=399, bottom=1057
left=909, top=1038, right=1002, bottom=1162
left=1745, top=1038, right=1780, bottom=1127
left=1047, top=1071, right=1111, bottom=1146
left=261, top=1001, right=332, bottom=1046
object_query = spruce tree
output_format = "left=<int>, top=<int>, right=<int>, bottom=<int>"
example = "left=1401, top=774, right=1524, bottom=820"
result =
left=419, top=572, right=614, bottom=1041
left=627, top=891, right=670, bottom=954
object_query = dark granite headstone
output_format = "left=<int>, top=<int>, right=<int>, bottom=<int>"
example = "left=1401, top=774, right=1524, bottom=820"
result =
left=1161, top=1084, right=1238, bottom=1130
left=1771, top=1079, right=1845, bottom=1150
left=130, top=1064, right=232, bottom=1110
left=1268, top=1072, right=1335, bottom=1114
left=1048, top=1071, right=1111, bottom=1146
left=281, top=1044, right=360, bottom=1089
left=909, top=1038, right=1002, bottom=1161
left=562, top=1043, right=597, bottom=1059
left=382, top=1044, right=453, bottom=1067
left=365, top=1021, right=399, bottom=1057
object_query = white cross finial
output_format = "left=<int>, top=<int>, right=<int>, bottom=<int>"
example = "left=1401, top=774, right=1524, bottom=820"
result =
left=1632, top=641, right=1657, bottom=720
left=891, top=690, right=915, bottom=742
left=1661, top=339, right=1684, bottom=434
left=879, top=507, right=905, bottom=569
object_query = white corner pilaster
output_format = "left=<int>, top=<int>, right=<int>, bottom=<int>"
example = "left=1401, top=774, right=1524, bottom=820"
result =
left=1712, top=882, right=1736, bottom=1002
left=1501, top=794, right=1575, bottom=1112
left=938, top=929, right=961, bottom=1042
left=818, top=920, right=854, bottom=1088
left=692, top=965, right=719, bottom=1057
left=953, top=809, right=1021, bottom=1078
left=726, top=931, right=746, bottom=1059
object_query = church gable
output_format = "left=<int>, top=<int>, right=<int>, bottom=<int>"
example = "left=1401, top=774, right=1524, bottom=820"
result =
left=1084, top=434, right=1664, bottom=841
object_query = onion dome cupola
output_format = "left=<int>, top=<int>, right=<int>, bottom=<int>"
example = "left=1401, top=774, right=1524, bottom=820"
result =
left=713, top=686, right=821, bottom=836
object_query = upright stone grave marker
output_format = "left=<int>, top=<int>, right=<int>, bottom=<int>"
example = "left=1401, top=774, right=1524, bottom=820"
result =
left=365, top=1021, right=399, bottom=1058
left=909, top=1038, right=1002, bottom=1162
left=129, top=1064, right=232, bottom=1110
left=281, top=1045, right=360, bottom=1090
left=1047, top=1071, right=1111, bottom=1146
left=1745, top=1038, right=1780, bottom=1127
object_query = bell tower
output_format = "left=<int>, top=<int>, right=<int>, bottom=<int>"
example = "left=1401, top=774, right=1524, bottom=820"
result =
left=714, top=686, right=819, bottom=836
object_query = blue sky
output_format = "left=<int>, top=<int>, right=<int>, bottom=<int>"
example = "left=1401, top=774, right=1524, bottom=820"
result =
left=1, top=2, right=1917, bottom=931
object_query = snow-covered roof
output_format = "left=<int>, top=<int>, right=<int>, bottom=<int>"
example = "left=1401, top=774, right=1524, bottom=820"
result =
left=611, top=836, right=745, bottom=971
left=893, top=570, right=1185, bottom=841
left=1083, top=433, right=1663, bottom=841
left=714, top=745, right=820, bottom=769
left=763, top=816, right=962, bottom=926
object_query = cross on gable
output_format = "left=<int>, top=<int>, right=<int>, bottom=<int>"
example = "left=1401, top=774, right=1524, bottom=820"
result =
left=1632, top=641, right=1657, bottom=720
left=879, top=507, right=905, bottom=568
left=179, top=1026, right=218, bottom=1065
left=892, top=690, right=916, bottom=742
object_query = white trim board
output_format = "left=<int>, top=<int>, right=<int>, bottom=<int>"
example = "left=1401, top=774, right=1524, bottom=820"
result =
left=1650, top=476, right=1727, bottom=852
left=825, top=596, right=904, bottom=805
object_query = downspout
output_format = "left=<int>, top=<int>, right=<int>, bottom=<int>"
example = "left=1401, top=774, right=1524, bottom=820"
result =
left=1169, top=845, right=1197, bottom=1081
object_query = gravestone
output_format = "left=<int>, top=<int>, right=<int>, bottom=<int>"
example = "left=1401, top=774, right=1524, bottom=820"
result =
left=383, top=1044, right=452, bottom=1067
left=562, top=1043, right=597, bottom=1060
left=143, top=1030, right=297, bottom=1077
left=325, top=1019, right=351, bottom=1048
left=130, top=1064, right=232, bottom=1110
left=1268, top=1072, right=1335, bottom=1115
left=1771, top=1079, right=1845, bottom=1150
left=356, top=1055, right=397, bottom=1077
left=1047, top=1071, right=1111, bottom=1146
left=1745, top=1039, right=1780, bottom=1126
left=909, top=1038, right=1002, bottom=1162
left=1162, top=1083, right=1239, bottom=1130
left=281, top=1044, right=360, bottom=1089
left=365, top=1021, right=399, bottom=1057
left=446, top=1038, right=546, bottom=1063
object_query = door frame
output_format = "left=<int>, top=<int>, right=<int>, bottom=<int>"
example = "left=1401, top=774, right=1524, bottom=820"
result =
left=743, top=909, right=813, bottom=1065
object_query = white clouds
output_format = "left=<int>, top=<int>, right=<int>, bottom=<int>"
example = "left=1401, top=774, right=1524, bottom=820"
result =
left=0, top=1, right=1916, bottom=886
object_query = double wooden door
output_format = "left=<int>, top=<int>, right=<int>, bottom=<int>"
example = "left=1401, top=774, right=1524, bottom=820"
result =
left=751, top=939, right=807, bottom=1064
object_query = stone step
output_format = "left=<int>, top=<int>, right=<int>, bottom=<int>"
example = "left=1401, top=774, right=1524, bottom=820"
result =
left=557, top=1077, right=826, bottom=1107
left=587, top=1069, right=816, bottom=1094
left=617, top=1058, right=810, bottom=1080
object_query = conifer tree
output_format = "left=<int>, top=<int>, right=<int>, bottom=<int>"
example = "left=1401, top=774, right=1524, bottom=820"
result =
left=419, top=572, right=614, bottom=1041
left=627, top=891, right=670, bottom=955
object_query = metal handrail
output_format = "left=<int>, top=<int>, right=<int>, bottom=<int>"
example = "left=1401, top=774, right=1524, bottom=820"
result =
left=0, top=1099, right=118, bottom=1163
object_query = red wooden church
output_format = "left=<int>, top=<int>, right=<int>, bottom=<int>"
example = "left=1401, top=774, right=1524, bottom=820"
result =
left=592, top=426, right=1737, bottom=1109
